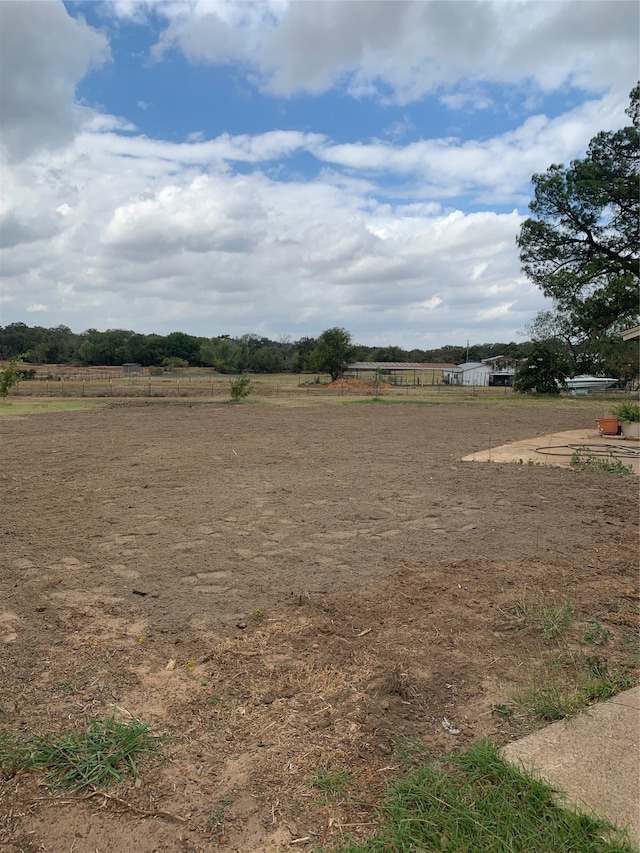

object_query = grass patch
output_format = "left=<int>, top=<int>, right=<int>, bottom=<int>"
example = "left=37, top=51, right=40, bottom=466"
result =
left=0, top=715, right=160, bottom=790
left=0, top=399, right=102, bottom=418
left=334, top=740, right=633, bottom=852
left=537, top=600, right=574, bottom=641
left=511, top=657, right=632, bottom=724
left=312, top=766, right=353, bottom=801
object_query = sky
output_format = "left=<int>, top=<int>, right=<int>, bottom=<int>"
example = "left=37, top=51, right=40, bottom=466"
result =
left=0, top=0, right=638, bottom=349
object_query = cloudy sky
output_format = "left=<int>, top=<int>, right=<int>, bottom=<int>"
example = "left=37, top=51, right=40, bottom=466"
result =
left=0, top=1, right=637, bottom=348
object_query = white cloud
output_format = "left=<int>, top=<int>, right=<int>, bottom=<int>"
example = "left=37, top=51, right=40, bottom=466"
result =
left=0, top=0, right=636, bottom=347
left=130, top=0, right=638, bottom=104
left=0, top=1, right=109, bottom=161
left=1, top=123, right=543, bottom=344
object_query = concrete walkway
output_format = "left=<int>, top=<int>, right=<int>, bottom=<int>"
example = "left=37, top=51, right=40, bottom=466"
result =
left=462, top=427, right=640, bottom=475
left=502, top=687, right=640, bottom=846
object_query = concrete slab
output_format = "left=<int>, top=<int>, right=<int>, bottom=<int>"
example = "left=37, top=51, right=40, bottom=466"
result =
left=502, top=687, right=640, bottom=845
left=463, top=428, right=640, bottom=475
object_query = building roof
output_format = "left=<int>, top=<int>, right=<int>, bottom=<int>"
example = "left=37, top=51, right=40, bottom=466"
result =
left=348, top=362, right=459, bottom=370
left=457, top=361, right=488, bottom=370
left=622, top=325, right=640, bottom=342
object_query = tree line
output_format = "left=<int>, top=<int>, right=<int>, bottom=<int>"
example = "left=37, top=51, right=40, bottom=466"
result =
left=0, top=322, right=529, bottom=374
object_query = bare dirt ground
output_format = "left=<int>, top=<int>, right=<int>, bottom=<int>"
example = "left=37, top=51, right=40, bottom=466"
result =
left=1, top=399, right=638, bottom=852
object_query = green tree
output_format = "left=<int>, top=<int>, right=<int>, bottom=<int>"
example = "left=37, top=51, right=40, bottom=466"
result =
left=517, top=84, right=639, bottom=369
left=513, top=343, right=569, bottom=395
left=0, top=353, right=27, bottom=399
left=370, top=345, right=409, bottom=362
left=165, top=332, right=200, bottom=365
left=306, top=327, right=355, bottom=381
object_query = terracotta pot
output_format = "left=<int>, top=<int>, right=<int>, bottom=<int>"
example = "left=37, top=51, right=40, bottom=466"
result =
left=596, top=417, right=620, bottom=436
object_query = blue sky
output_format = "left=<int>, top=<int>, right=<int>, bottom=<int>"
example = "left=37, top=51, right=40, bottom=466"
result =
left=0, top=1, right=638, bottom=349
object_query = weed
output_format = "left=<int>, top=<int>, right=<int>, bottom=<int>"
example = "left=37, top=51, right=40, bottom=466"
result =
left=393, top=735, right=429, bottom=766
left=570, top=447, right=632, bottom=475
left=247, top=608, right=265, bottom=621
left=385, top=663, right=421, bottom=701
left=537, top=600, right=573, bottom=640
left=0, top=716, right=160, bottom=791
left=334, top=740, right=633, bottom=852
left=579, top=658, right=632, bottom=703
left=513, top=680, right=582, bottom=722
left=490, top=703, right=514, bottom=719
left=584, top=618, right=613, bottom=645
left=312, top=767, right=352, bottom=800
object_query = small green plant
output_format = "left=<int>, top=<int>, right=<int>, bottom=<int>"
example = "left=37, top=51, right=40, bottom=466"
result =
left=570, top=447, right=632, bottom=475
left=229, top=373, right=251, bottom=401
left=490, top=703, right=514, bottom=719
left=537, top=600, right=573, bottom=640
left=247, top=608, right=265, bottom=621
left=584, top=618, right=613, bottom=645
left=312, top=766, right=352, bottom=800
left=611, top=401, right=640, bottom=423
left=0, top=716, right=160, bottom=790
left=0, top=353, right=28, bottom=399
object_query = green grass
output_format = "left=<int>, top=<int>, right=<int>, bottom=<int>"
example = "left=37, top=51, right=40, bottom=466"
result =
left=537, top=601, right=574, bottom=640
left=311, top=766, right=353, bottom=801
left=0, top=399, right=101, bottom=418
left=0, top=716, right=160, bottom=791
left=332, top=741, right=633, bottom=852
left=512, top=658, right=632, bottom=723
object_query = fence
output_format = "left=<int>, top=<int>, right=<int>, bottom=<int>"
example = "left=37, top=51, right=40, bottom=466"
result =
left=7, top=374, right=516, bottom=400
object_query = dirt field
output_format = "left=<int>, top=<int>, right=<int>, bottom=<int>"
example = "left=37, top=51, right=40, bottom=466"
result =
left=1, top=399, right=638, bottom=852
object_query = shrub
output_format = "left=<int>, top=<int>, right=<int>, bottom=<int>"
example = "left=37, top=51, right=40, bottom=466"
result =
left=230, top=373, right=251, bottom=402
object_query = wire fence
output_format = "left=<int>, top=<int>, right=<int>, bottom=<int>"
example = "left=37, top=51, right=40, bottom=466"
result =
left=7, top=373, right=517, bottom=400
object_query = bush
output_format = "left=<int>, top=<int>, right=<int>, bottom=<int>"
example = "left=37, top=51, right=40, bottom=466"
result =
left=230, top=373, right=251, bottom=402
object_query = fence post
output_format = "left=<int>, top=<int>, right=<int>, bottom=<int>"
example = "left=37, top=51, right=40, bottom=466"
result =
left=82, top=379, right=85, bottom=397
left=177, top=379, right=180, bottom=398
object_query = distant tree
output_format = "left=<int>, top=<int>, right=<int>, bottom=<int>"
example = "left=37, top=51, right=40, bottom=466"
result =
left=128, top=333, right=168, bottom=367
left=306, top=327, right=355, bottom=381
left=165, top=332, right=200, bottom=365
left=290, top=336, right=317, bottom=372
left=251, top=345, right=285, bottom=373
left=513, top=343, right=569, bottom=395
left=370, top=345, right=409, bottom=362
left=517, top=84, right=639, bottom=368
